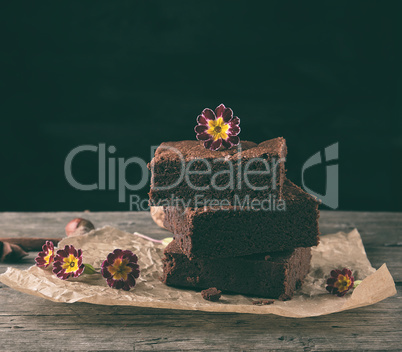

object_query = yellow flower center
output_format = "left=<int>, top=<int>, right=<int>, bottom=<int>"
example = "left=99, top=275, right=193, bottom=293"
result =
left=334, top=275, right=351, bottom=292
left=108, top=258, right=133, bottom=281
left=62, top=254, right=79, bottom=273
left=44, top=250, right=53, bottom=265
left=207, top=117, right=229, bottom=141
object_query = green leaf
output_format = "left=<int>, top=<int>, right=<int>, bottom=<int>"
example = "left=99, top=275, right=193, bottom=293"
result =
left=83, top=263, right=98, bottom=275
left=353, top=280, right=362, bottom=288
left=161, top=237, right=174, bottom=247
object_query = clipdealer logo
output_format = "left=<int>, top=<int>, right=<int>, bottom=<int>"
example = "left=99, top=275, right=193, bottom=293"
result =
left=64, top=142, right=339, bottom=210
left=64, top=143, right=284, bottom=210
left=301, top=142, right=339, bottom=209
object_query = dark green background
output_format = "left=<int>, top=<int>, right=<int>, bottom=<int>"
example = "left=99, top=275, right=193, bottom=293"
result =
left=1, top=2, right=401, bottom=211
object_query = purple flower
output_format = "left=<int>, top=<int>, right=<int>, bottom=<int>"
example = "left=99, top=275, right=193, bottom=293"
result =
left=195, top=103, right=241, bottom=151
left=326, top=268, right=355, bottom=297
left=101, top=249, right=140, bottom=291
left=35, top=241, right=55, bottom=268
left=52, top=245, right=85, bottom=280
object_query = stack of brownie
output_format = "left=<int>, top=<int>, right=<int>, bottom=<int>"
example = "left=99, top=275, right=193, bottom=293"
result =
left=149, top=137, right=320, bottom=300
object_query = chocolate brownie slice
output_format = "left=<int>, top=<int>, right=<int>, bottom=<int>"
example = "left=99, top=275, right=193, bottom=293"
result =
left=148, top=138, right=287, bottom=206
left=163, top=179, right=320, bottom=259
left=162, top=240, right=312, bottom=299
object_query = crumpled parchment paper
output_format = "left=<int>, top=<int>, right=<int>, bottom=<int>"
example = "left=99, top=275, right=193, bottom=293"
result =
left=0, top=227, right=396, bottom=318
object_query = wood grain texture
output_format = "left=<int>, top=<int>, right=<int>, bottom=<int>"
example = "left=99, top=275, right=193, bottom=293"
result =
left=0, top=211, right=401, bottom=351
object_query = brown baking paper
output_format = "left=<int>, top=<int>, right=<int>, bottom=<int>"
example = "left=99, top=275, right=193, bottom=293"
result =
left=0, top=227, right=396, bottom=318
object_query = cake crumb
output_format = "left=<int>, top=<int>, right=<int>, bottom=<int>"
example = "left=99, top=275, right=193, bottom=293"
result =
left=252, top=299, right=274, bottom=306
left=278, top=294, right=291, bottom=301
left=201, top=287, right=222, bottom=302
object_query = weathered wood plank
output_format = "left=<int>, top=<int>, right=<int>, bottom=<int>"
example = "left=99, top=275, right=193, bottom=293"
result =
left=0, top=283, right=401, bottom=351
left=0, top=211, right=401, bottom=351
left=0, top=285, right=400, bottom=351
left=0, top=211, right=171, bottom=239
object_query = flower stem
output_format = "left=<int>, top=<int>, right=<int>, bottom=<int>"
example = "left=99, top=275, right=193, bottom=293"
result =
left=83, top=263, right=101, bottom=275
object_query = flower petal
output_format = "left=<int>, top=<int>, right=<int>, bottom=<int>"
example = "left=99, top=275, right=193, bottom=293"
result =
left=222, top=139, right=232, bottom=149
left=101, top=266, right=112, bottom=278
left=57, top=249, right=68, bottom=258
left=196, top=133, right=213, bottom=141
left=202, top=108, right=215, bottom=121
left=107, top=252, right=117, bottom=264
left=127, top=274, right=136, bottom=287
left=210, top=139, right=222, bottom=151
left=127, top=263, right=140, bottom=278
left=121, top=250, right=132, bottom=259
left=229, top=116, right=240, bottom=127
left=228, top=126, right=240, bottom=135
left=342, top=268, right=352, bottom=277
left=215, top=104, right=226, bottom=118
left=53, top=261, right=62, bottom=268
left=197, top=115, right=208, bottom=125
left=195, top=125, right=208, bottom=134
left=197, top=109, right=215, bottom=125
left=115, top=280, right=124, bottom=290
left=203, top=139, right=213, bottom=149
left=76, top=265, right=85, bottom=276
left=221, top=107, right=233, bottom=123
left=113, top=249, right=123, bottom=258
left=71, top=246, right=78, bottom=257
left=107, top=278, right=116, bottom=288
left=228, top=135, right=240, bottom=146
left=326, top=278, right=337, bottom=286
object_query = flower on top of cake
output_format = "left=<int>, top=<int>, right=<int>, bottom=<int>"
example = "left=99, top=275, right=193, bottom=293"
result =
left=195, top=103, right=241, bottom=151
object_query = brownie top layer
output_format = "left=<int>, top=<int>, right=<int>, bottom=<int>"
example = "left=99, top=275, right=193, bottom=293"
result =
left=164, top=240, right=300, bottom=263
left=149, top=137, right=286, bottom=166
left=282, top=179, right=320, bottom=205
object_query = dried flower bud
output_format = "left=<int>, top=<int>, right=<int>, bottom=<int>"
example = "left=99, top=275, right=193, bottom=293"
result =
left=201, top=287, right=222, bottom=302
left=0, top=241, right=29, bottom=263
left=65, top=218, right=95, bottom=237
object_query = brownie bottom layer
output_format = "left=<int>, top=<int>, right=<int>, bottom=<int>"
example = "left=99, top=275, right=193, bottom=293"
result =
left=162, top=240, right=312, bottom=299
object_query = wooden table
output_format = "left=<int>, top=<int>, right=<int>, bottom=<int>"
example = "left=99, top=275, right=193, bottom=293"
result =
left=0, top=211, right=400, bottom=351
